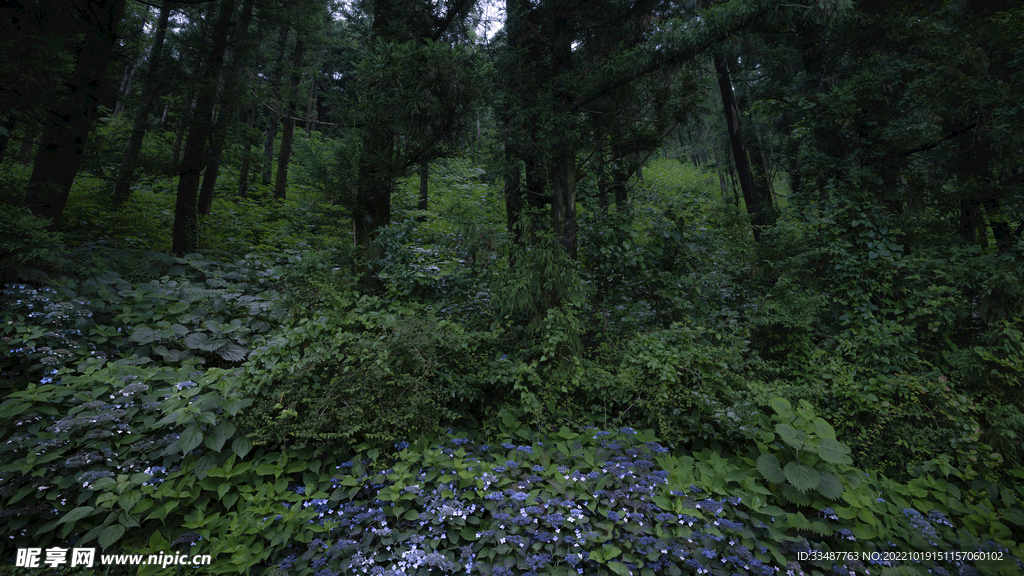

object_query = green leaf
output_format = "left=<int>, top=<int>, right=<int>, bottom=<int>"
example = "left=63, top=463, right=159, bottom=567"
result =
left=816, top=438, right=852, bottom=465
left=783, top=462, right=820, bottom=492
left=812, top=417, right=836, bottom=440
left=775, top=423, right=807, bottom=449
left=180, top=425, right=203, bottom=454
left=769, top=397, right=794, bottom=417
left=118, top=491, right=142, bottom=512
left=184, top=332, right=209, bottom=350
left=815, top=472, right=844, bottom=500
left=205, top=421, right=235, bottom=453
left=232, top=436, right=253, bottom=459
left=129, top=326, right=159, bottom=344
left=98, top=524, right=126, bottom=549
left=56, top=506, right=95, bottom=525
left=218, top=344, right=248, bottom=362
left=756, top=453, right=786, bottom=484
left=608, top=562, right=631, bottom=576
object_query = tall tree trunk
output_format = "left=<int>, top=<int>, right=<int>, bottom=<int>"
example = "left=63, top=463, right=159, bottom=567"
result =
left=713, top=51, right=766, bottom=242
left=596, top=140, right=610, bottom=213
left=353, top=0, right=396, bottom=269
left=417, top=161, right=429, bottom=213
left=238, top=106, right=256, bottom=197
left=503, top=143, right=523, bottom=242
left=23, top=0, right=128, bottom=229
left=304, top=75, right=317, bottom=134
left=171, top=97, right=195, bottom=166
left=171, top=0, right=236, bottom=256
left=550, top=7, right=576, bottom=258
left=274, top=38, right=305, bottom=200
left=199, top=0, right=257, bottom=214
left=261, top=25, right=290, bottom=186
left=710, top=142, right=728, bottom=198
left=112, top=59, right=136, bottom=118
left=18, top=127, right=35, bottom=163
left=0, top=114, right=15, bottom=164
left=114, top=0, right=171, bottom=205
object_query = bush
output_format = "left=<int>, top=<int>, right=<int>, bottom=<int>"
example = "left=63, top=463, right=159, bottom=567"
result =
left=0, top=207, right=64, bottom=283
left=237, top=301, right=491, bottom=455
left=267, top=417, right=1023, bottom=576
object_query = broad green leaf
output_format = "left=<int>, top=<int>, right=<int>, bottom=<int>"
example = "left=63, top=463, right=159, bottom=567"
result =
left=775, top=423, right=807, bottom=449
left=232, top=436, right=253, bottom=459
left=783, top=462, right=820, bottom=492
left=608, top=562, right=631, bottom=576
left=817, top=438, right=852, bottom=465
left=205, top=421, right=235, bottom=453
left=812, top=417, right=837, bottom=440
left=756, top=453, right=786, bottom=484
left=56, top=506, right=95, bottom=525
left=180, top=425, right=203, bottom=454
left=769, top=397, right=793, bottom=417
left=815, top=472, right=844, bottom=500
left=98, top=524, right=126, bottom=549
left=218, top=344, right=248, bottom=362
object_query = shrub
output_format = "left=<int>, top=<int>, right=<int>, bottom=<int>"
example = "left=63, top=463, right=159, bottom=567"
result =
left=268, top=417, right=1023, bottom=576
left=0, top=207, right=64, bottom=283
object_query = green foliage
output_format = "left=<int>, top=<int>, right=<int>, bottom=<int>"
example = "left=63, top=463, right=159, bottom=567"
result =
left=263, top=425, right=1021, bottom=576
left=611, top=321, right=762, bottom=447
left=493, top=225, right=585, bottom=357
left=237, top=300, right=490, bottom=455
left=0, top=207, right=64, bottom=282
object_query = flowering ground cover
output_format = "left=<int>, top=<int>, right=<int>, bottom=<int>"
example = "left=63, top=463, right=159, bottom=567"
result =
left=259, top=428, right=1020, bottom=576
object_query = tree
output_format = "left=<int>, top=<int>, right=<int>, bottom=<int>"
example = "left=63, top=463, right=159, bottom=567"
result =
left=113, top=0, right=172, bottom=205
left=171, top=0, right=237, bottom=256
left=343, top=0, right=481, bottom=257
left=22, top=0, right=128, bottom=229
left=198, top=0, right=257, bottom=214
left=712, top=50, right=768, bottom=241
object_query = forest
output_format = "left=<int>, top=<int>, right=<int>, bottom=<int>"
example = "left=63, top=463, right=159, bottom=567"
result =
left=0, top=0, right=1023, bottom=574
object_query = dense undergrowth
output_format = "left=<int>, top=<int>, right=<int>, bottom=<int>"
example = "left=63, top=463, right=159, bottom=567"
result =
left=1, top=153, right=1023, bottom=574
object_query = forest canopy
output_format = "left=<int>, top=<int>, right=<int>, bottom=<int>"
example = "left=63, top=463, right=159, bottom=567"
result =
left=1, top=0, right=1023, bottom=574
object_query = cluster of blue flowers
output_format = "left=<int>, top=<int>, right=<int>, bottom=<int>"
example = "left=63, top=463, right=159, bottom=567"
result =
left=265, top=430, right=867, bottom=576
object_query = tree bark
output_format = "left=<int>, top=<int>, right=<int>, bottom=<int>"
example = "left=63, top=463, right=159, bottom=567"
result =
left=114, top=0, right=171, bottom=205
left=23, top=0, right=128, bottom=229
left=713, top=51, right=766, bottom=242
left=238, top=106, right=256, bottom=197
left=417, top=161, right=429, bottom=213
left=198, top=0, right=256, bottom=214
left=0, top=114, right=15, bottom=164
left=171, top=0, right=236, bottom=256
left=274, top=37, right=305, bottom=200
left=550, top=7, right=576, bottom=259
left=261, top=25, right=290, bottom=186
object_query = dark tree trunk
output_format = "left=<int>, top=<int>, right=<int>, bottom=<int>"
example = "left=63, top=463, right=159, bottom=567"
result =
left=503, top=147, right=523, bottom=242
left=596, top=141, right=610, bottom=213
left=112, top=59, right=136, bottom=118
left=304, top=75, right=317, bottom=134
left=417, top=161, right=429, bottom=213
left=199, top=0, right=256, bottom=214
left=24, top=0, right=128, bottom=229
left=353, top=0, right=395, bottom=264
left=550, top=7, right=576, bottom=259
left=274, top=38, right=305, bottom=200
left=171, top=0, right=236, bottom=256
left=713, top=51, right=766, bottom=242
left=18, top=128, right=35, bottom=163
left=261, top=25, right=290, bottom=186
left=238, top=106, right=256, bottom=197
left=114, top=0, right=171, bottom=205
left=0, top=114, right=15, bottom=164
left=171, top=97, right=194, bottom=166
